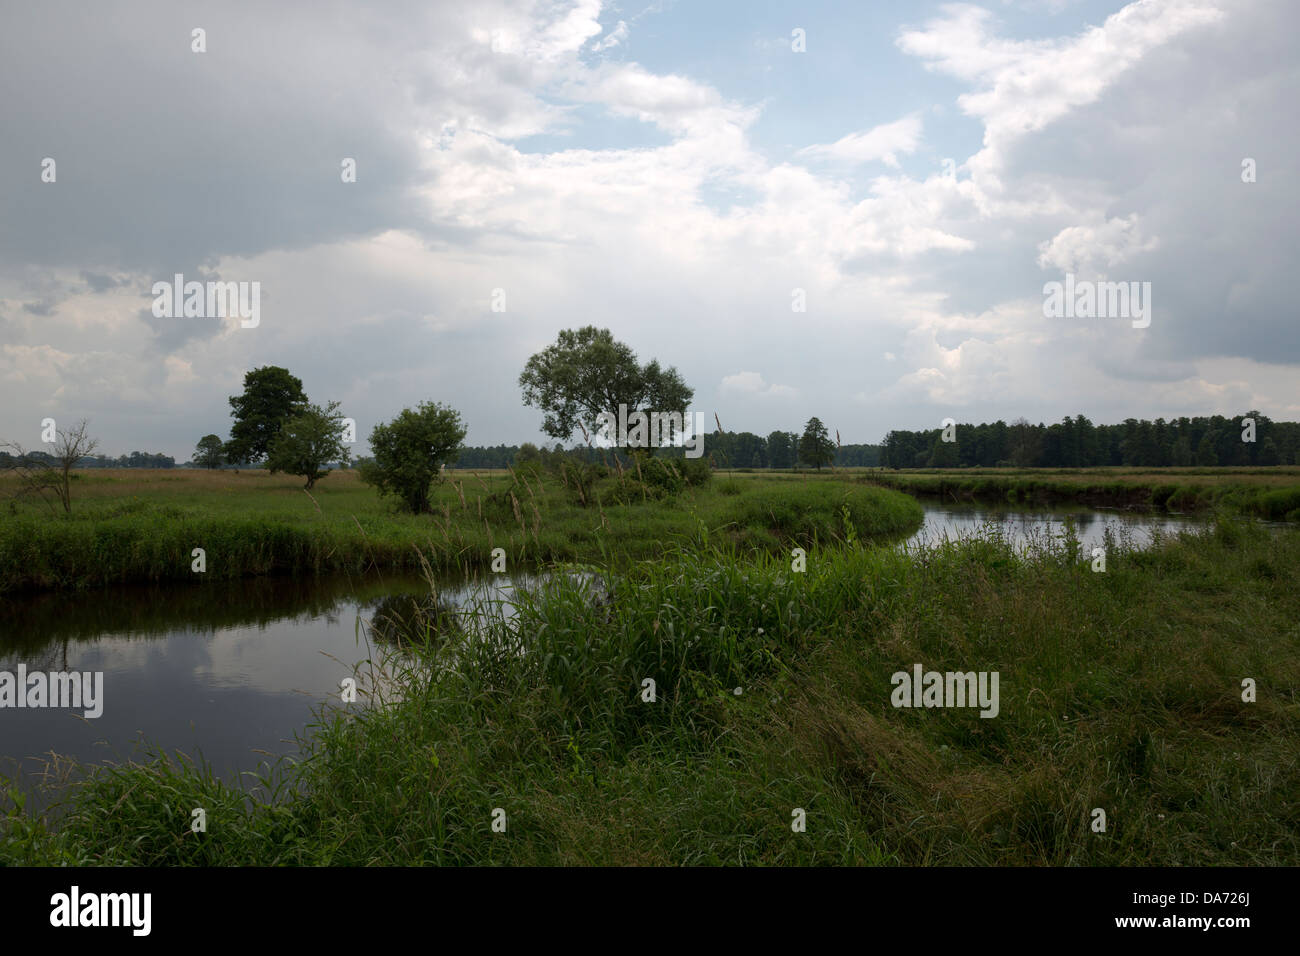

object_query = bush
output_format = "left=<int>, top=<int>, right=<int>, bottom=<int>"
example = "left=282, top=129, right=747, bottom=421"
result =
left=1253, top=487, right=1300, bottom=520
left=483, top=473, right=537, bottom=523
left=515, top=442, right=541, bottom=467
left=635, top=457, right=685, bottom=496
left=679, top=456, right=713, bottom=487
left=558, top=459, right=604, bottom=505
left=616, top=455, right=711, bottom=498
left=605, top=476, right=669, bottom=504
left=1150, top=484, right=1178, bottom=510
left=513, top=459, right=544, bottom=482
left=726, top=482, right=923, bottom=547
left=361, top=402, right=466, bottom=513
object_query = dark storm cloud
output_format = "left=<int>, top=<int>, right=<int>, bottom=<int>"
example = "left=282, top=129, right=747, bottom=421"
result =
left=0, top=1, right=431, bottom=282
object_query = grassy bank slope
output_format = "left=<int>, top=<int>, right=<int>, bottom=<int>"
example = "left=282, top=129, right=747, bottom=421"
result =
left=0, top=468, right=922, bottom=594
left=4, top=518, right=1296, bottom=865
left=861, top=467, right=1300, bottom=520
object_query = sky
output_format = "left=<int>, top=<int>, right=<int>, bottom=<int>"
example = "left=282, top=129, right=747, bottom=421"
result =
left=1, top=0, right=1296, bottom=460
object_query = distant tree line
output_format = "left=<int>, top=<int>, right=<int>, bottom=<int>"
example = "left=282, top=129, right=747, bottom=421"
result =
left=880, top=413, right=1300, bottom=469
left=0, top=449, right=175, bottom=469
left=448, top=443, right=631, bottom=469
left=449, top=427, right=880, bottom=470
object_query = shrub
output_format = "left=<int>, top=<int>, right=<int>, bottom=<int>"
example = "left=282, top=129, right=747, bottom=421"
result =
left=1253, top=487, right=1300, bottom=520
left=513, top=459, right=544, bottom=482
left=726, top=482, right=923, bottom=547
left=1150, top=484, right=1178, bottom=510
left=636, top=457, right=686, bottom=496
left=679, top=456, right=713, bottom=487
left=558, top=459, right=604, bottom=505
left=605, top=476, right=668, bottom=504
left=361, top=402, right=466, bottom=513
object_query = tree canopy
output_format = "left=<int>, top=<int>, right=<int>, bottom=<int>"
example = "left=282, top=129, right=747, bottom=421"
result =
left=194, top=434, right=225, bottom=469
left=798, top=417, right=835, bottom=470
left=265, top=401, right=349, bottom=489
left=878, top=412, right=1298, bottom=468
left=360, top=401, right=466, bottom=513
left=226, top=366, right=307, bottom=464
left=519, top=326, right=693, bottom=452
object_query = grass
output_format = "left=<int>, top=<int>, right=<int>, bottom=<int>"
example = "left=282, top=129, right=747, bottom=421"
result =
left=3, top=515, right=1297, bottom=865
left=0, top=467, right=923, bottom=594
left=859, top=467, right=1300, bottom=520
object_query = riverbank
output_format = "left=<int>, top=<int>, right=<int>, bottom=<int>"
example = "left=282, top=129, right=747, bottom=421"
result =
left=3, top=516, right=1296, bottom=865
left=0, top=468, right=923, bottom=594
left=858, top=467, right=1300, bottom=519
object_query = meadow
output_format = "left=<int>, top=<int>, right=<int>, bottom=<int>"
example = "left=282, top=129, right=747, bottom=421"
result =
left=0, top=465, right=923, bottom=593
left=2, top=514, right=1296, bottom=865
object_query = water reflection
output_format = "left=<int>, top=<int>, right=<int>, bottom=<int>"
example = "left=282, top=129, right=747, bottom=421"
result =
left=904, top=503, right=1199, bottom=553
left=0, top=569, right=537, bottom=808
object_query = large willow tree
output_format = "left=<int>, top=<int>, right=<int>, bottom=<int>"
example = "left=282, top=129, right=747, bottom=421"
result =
left=518, top=326, right=693, bottom=454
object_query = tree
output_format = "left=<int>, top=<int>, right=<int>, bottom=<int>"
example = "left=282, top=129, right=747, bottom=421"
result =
left=766, top=430, right=796, bottom=469
left=1128, top=421, right=1160, bottom=467
left=798, top=417, right=835, bottom=470
left=1195, top=432, right=1218, bottom=466
left=194, top=434, right=225, bottom=469
left=360, top=402, right=466, bottom=513
left=927, top=432, right=960, bottom=467
left=515, top=442, right=541, bottom=466
left=2, top=419, right=100, bottom=514
left=731, top=431, right=766, bottom=469
left=225, top=366, right=308, bottom=464
left=1009, top=418, right=1040, bottom=467
left=265, top=401, right=350, bottom=490
left=1259, top=437, right=1280, bottom=466
left=519, top=326, right=692, bottom=455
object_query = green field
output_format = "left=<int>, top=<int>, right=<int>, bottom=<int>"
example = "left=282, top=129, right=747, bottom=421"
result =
left=0, top=466, right=923, bottom=593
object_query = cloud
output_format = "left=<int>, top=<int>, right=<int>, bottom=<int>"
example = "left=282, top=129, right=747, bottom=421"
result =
left=1036, top=215, right=1161, bottom=273
left=571, top=62, right=760, bottom=140
left=81, top=272, right=124, bottom=293
left=720, top=371, right=799, bottom=399
left=897, top=0, right=1225, bottom=194
left=798, top=115, right=924, bottom=168
left=592, top=20, right=629, bottom=52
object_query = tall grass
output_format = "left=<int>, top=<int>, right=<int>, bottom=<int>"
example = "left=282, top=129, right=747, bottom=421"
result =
left=0, top=469, right=923, bottom=593
left=863, top=469, right=1300, bottom=520
left=4, top=516, right=1296, bottom=865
